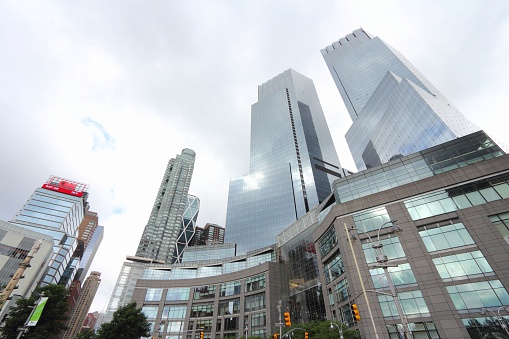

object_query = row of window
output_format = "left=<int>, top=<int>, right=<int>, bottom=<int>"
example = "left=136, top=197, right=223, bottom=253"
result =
left=142, top=293, right=265, bottom=320
left=145, top=275, right=265, bottom=302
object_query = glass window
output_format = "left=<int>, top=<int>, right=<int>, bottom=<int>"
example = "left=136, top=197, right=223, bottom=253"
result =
left=432, top=250, right=494, bottom=281
left=318, top=226, right=338, bottom=257
left=463, top=316, right=509, bottom=338
left=362, top=237, right=405, bottom=264
left=245, top=274, right=265, bottom=292
left=166, top=287, right=190, bottom=301
left=162, top=305, right=187, bottom=319
left=244, top=293, right=265, bottom=312
left=194, top=285, right=216, bottom=300
left=145, top=288, right=164, bottom=301
left=220, top=281, right=241, bottom=297
left=353, top=207, right=391, bottom=232
left=446, top=280, right=509, bottom=311
left=251, top=312, right=266, bottom=327
left=323, top=252, right=344, bottom=284
left=419, top=222, right=474, bottom=252
left=218, top=299, right=240, bottom=315
left=334, top=278, right=349, bottom=303
left=142, top=306, right=159, bottom=319
left=370, top=263, right=416, bottom=289
left=378, top=290, right=430, bottom=318
left=489, top=212, right=509, bottom=237
left=191, top=303, right=214, bottom=318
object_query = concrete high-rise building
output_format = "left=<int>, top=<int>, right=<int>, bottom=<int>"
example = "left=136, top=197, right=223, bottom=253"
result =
left=225, top=69, right=345, bottom=254
left=193, top=223, right=225, bottom=246
left=62, top=271, right=101, bottom=339
left=9, top=176, right=88, bottom=286
left=104, top=149, right=199, bottom=323
left=135, top=148, right=197, bottom=263
left=322, top=28, right=480, bottom=170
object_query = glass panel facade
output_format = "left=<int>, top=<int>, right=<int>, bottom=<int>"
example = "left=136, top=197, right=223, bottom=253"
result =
left=432, top=251, right=494, bottom=281
left=419, top=222, right=474, bottom=252
left=353, top=206, right=391, bottom=233
left=323, top=252, right=344, bottom=284
left=318, top=226, right=337, bottom=257
left=406, top=173, right=509, bottom=221
left=387, top=321, right=440, bottom=339
left=244, top=293, right=265, bottom=312
left=145, top=288, right=164, bottom=301
left=166, top=287, right=190, bottom=301
left=334, top=278, right=349, bottom=303
left=446, top=280, right=509, bottom=311
left=462, top=317, right=509, bottom=338
left=142, top=306, right=159, bottom=319
left=191, top=303, right=214, bottom=318
left=362, top=237, right=405, bottom=264
left=194, top=285, right=216, bottom=300
left=378, top=290, right=430, bottom=318
left=218, top=299, right=240, bottom=316
left=162, top=305, right=187, bottom=319
left=370, top=263, right=416, bottom=289
left=245, top=274, right=265, bottom=293
left=489, top=212, right=509, bottom=237
left=225, top=69, right=342, bottom=254
left=220, top=281, right=241, bottom=297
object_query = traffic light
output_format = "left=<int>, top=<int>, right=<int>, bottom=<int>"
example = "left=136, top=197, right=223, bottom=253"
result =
left=351, top=303, right=361, bottom=321
left=304, top=331, right=309, bottom=339
left=273, top=334, right=279, bottom=339
left=200, top=331, right=204, bottom=339
left=284, top=311, right=292, bottom=327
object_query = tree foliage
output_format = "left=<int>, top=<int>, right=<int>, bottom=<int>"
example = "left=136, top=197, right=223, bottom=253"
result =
left=75, top=328, right=98, bottom=339
left=276, top=320, right=358, bottom=339
left=0, top=284, right=69, bottom=339
left=96, top=302, right=150, bottom=339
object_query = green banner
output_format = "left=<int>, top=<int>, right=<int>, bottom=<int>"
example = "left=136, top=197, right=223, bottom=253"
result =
left=27, top=297, right=48, bottom=326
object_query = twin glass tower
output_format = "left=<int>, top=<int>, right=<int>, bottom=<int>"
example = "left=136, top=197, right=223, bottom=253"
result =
left=226, top=28, right=479, bottom=254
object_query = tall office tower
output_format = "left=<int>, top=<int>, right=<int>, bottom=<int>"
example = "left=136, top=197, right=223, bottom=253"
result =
left=225, top=69, right=343, bottom=254
left=322, top=28, right=480, bottom=170
left=10, top=176, right=88, bottom=286
left=135, top=148, right=197, bottom=263
left=62, top=271, right=101, bottom=339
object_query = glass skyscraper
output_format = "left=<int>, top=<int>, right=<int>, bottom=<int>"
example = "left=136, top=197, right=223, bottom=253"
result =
left=322, top=28, right=480, bottom=170
left=225, top=69, right=343, bottom=254
left=10, top=176, right=88, bottom=286
left=135, top=148, right=198, bottom=263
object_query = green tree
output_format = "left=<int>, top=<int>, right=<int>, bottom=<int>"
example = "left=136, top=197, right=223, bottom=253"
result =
left=0, top=284, right=69, bottom=339
left=96, top=302, right=150, bottom=339
left=281, top=320, right=358, bottom=339
left=75, top=328, right=98, bottom=339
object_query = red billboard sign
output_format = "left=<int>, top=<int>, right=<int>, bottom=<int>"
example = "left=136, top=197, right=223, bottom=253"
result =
left=42, top=184, right=84, bottom=197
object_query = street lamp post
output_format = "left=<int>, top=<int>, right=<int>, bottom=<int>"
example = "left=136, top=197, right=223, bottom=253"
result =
left=330, top=321, right=348, bottom=339
left=482, top=306, right=509, bottom=336
left=276, top=300, right=283, bottom=338
left=349, top=220, right=412, bottom=339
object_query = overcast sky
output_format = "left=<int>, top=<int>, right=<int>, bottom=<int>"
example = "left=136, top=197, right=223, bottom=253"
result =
left=1, top=1, right=508, bottom=313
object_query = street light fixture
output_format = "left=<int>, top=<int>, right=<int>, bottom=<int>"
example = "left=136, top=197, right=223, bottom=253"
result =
left=481, top=306, right=509, bottom=336
left=349, top=220, right=412, bottom=339
left=330, top=321, right=348, bottom=339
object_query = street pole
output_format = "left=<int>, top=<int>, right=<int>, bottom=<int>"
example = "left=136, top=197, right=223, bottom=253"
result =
left=330, top=321, right=347, bottom=339
left=277, top=300, right=283, bottom=338
left=350, top=220, right=412, bottom=339
left=482, top=306, right=509, bottom=336
left=344, top=222, right=380, bottom=339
